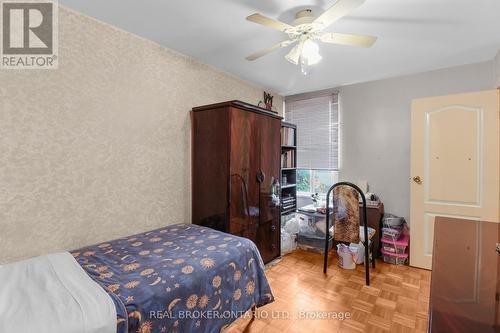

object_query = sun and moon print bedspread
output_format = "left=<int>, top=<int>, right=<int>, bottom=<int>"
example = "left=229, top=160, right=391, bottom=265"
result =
left=71, top=224, right=274, bottom=333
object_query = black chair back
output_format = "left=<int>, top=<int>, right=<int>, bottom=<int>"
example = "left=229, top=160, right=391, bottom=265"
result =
left=323, top=182, right=370, bottom=286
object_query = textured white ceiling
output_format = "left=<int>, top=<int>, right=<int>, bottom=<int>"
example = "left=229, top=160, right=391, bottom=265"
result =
left=60, top=0, right=500, bottom=95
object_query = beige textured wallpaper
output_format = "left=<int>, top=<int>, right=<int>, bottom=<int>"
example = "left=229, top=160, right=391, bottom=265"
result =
left=0, top=7, right=283, bottom=264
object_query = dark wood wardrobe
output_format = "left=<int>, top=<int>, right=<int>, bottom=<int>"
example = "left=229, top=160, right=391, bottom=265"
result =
left=191, top=101, right=282, bottom=263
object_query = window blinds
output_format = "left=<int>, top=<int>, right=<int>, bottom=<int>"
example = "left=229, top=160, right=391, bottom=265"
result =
left=285, top=93, right=339, bottom=170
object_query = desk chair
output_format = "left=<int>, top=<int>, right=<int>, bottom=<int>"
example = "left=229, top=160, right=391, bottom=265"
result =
left=323, top=182, right=375, bottom=286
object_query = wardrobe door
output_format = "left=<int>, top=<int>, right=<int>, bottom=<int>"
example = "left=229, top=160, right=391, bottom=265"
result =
left=257, top=115, right=281, bottom=262
left=229, top=107, right=260, bottom=243
left=191, top=107, right=229, bottom=231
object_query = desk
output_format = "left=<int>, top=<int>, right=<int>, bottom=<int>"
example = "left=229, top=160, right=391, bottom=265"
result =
left=297, top=202, right=384, bottom=258
left=362, top=202, right=384, bottom=258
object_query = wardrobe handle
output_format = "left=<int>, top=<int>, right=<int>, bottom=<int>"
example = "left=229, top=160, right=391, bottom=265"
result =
left=270, top=225, right=276, bottom=232
left=256, top=170, right=265, bottom=183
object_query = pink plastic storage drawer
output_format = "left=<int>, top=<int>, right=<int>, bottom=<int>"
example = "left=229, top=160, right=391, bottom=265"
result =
left=381, top=249, right=408, bottom=265
left=381, top=234, right=409, bottom=254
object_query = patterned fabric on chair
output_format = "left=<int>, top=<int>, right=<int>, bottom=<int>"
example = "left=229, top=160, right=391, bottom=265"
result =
left=330, top=226, right=376, bottom=242
left=332, top=185, right=360, bottom=243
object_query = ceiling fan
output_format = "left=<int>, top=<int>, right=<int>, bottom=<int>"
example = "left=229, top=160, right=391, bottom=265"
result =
left=245, top=0, right=377, bottom=74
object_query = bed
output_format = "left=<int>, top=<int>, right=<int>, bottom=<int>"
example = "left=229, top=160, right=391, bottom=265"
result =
left=0, top=224, right=274, bottom=333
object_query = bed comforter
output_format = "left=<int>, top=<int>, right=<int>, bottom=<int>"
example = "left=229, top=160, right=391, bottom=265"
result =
left=72, top=223, right=274, bottom=333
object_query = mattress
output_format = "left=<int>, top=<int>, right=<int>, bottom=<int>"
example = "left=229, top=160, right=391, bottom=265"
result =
left=0, top=252, right=116, bottom=333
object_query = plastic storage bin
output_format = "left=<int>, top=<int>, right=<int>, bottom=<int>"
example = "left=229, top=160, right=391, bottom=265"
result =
left=298, top=234, right=333, bottom=253
left=382, top=214, right=405, bottom=229
left=381, top=234, right=409, bottom=254
left=382, top=227, right=402, bottom=241
left=381, top=249, right=408, bottom=265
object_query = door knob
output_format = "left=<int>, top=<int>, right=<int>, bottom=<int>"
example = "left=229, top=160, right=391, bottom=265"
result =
left=412, top=176, right=423, bottom=184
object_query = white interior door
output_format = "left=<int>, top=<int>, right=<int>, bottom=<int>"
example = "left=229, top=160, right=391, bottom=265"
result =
left=410, top=90, right=499, bottom=269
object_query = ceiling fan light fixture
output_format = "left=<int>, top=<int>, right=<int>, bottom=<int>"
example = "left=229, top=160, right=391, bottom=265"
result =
left=301, top=39, right=322, bottom=65
left=245, top=0, right=377, bottom=75
left=285, top=44, right=302, bottom=65
left=299, top=39, right=322, bottom=75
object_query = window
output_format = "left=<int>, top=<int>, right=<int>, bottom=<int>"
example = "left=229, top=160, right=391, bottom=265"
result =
left=286, top=92, right=340, bottom=196
left=297, top=169, right=339, bottom=196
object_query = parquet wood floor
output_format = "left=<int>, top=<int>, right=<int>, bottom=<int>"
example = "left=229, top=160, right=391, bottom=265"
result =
left=226, top=249, right=431, bottom=333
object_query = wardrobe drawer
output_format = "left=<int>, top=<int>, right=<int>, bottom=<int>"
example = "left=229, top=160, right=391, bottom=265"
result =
left=257, top=219, right=280, bottom=263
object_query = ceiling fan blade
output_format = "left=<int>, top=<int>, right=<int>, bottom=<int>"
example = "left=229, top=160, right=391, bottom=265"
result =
left=246, top=13, right=293, bottom=32
left=320, top=32, right=377, bottom=47
left=246, top=40, right=294, bottom=61
left=314, top=0, right=366, bottom=28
